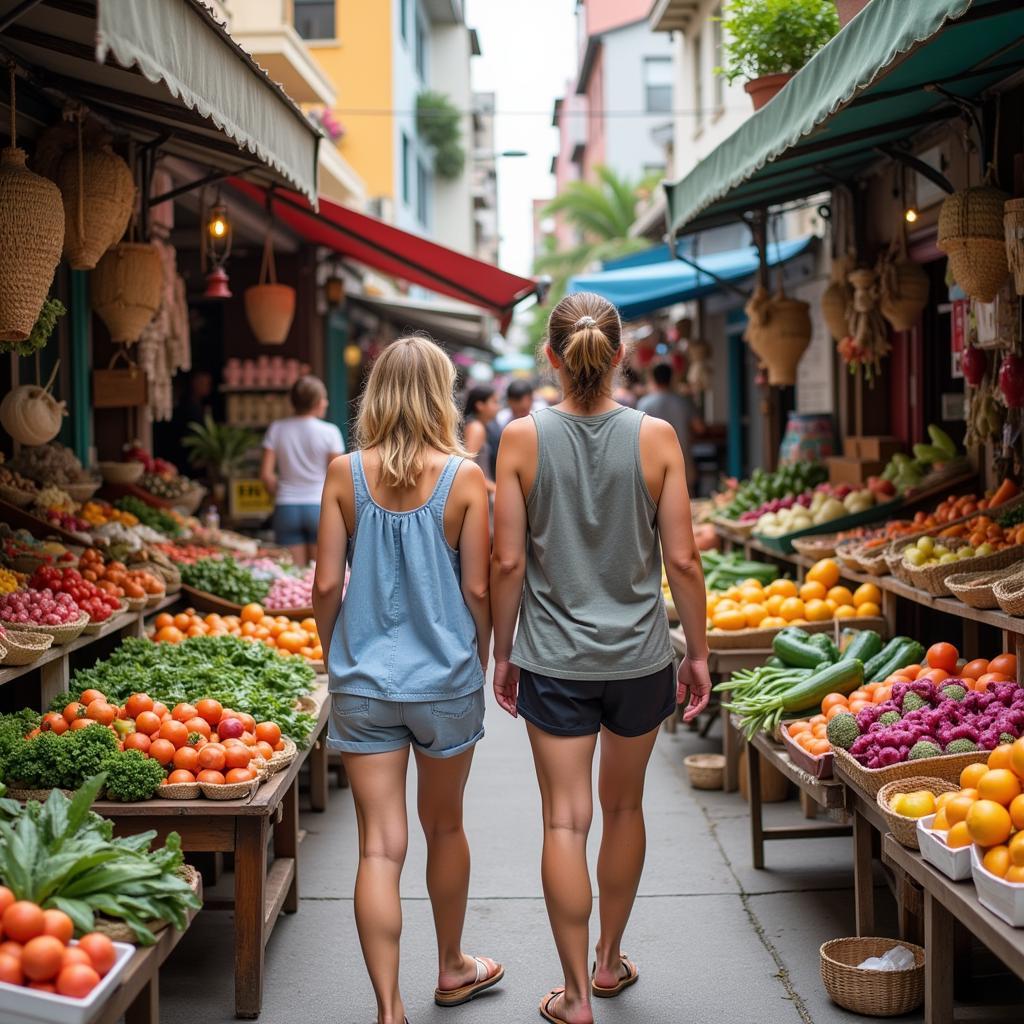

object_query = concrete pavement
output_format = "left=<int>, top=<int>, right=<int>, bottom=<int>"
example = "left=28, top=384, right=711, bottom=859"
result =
left=160, top=701, right=913, bottom=1024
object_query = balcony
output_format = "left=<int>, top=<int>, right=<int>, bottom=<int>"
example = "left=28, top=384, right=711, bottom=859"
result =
left=318, top=141, right=367, bottom=209
left=229, top=2, right=336, bottom=106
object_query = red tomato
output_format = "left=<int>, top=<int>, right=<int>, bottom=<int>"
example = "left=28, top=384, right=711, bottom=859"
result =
left=926, top=642, right=959, bottom=673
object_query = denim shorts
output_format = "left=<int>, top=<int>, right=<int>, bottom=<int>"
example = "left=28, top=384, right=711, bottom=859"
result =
left=273, top=503, right=320, bottom=546
left=327, top=689, right=485, bottom=758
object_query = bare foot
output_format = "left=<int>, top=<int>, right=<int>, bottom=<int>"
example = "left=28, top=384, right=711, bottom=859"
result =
left=541, top=988, right=594, bottom=1024
left=593, top=953, right=636, bottom=991
left=437, top=953, right=499, bottom=993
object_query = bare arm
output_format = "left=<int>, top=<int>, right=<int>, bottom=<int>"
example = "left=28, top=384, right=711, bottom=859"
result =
left=464, top=419, right=496, bottom=494
left=490, top=418, right=531, bottom=716
left=259, top=447, right=277, bottom=497
left=312, top=456, right=351, bottom=662
left=454, top=462, right=492, bottom=671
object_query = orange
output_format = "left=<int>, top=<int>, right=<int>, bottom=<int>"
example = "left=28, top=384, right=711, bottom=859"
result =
left=834, top=604, right=857, bottom=619
left=764, top=594, right=786, bottom=616
left=966, top=799, right=1013, bottom=847
left=853, top=582, right=881, bottom=607
left=809, top=738, right=830, bottom=756
left=1005, top=865, right=1024, bottom=883
left=945, top=821, right=972, bottom=848
left=742, top=603, right=767, bottom=628
left=918, top=668, right=948, bottom=684
left=241, top=603, right=265, bottom=623
left=857, top=602, right=881, bottom=618
left=779, top=597, right=805, bottom=622
left=172, top=612, right=191, bottom=631
left=739, top=585, right=765, bottom=604
left=798, top=580, right=826, bottom=602
left=154, top=625, right=183, bottom=644
left=1009, top=830, right=1024, bottom=867
left=300, top=617, right=317, bottom=633
left=804, top=598, right=831, bottom=622
left=945, top=794, right=975, bottom=825
left=826, top=586, right=854, bottom=608
left=824, top=599, right=838, bottom=614
left=872, top=685, right=892, bottom=703
left=977, top=768, right=1022, bottom=805
left=982, top=844, right=1011, bottom=878
left=931, top=808, right=949, bottom=831
left=712, top=609, right=746, bottom=631
left=767, top=578, right=798, bottom=599
left=960, top=762, right=988, bottom=790
left=1010, top=793, right=1024, bottom=831
left=1010, top=738, right=1024, bottom=782
left=821, top=693, right=849, bottom=714
left=988, top=745, right=1014, bottom=772
left=154, top=612, right=174, bottom=630
left=806, top=558, right=840, bottom=589
left=759, top=616, right=787, bottom=628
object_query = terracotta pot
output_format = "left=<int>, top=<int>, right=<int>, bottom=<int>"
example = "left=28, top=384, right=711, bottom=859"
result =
left=835, top=0, right=871, bottom=27
left=245, top=283, right=295, bottom=345
left=744, top=72, right=794, bottom=111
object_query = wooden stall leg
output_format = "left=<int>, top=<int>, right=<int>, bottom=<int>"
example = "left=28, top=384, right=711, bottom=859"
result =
left=748, top=741, right=765, bottom=870
left=721, top=693, right=739, bottom=793
left=234, top=816, right=269, bottom=1019
left=274, top=779, right=300, bottom=914
left=800, top=791, right=818, bottom=820
left=309, top=727, right=329, bottom=813
left=124, top=974, right=158, bottom=1024
left=39, top=657, right=69, bottom=710
left=924, top=892, right=955, bottom=1024
left=853, top=810, right=875, bottom=937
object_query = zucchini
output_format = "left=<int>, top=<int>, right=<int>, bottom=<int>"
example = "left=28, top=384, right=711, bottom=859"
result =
left=864, top=637, right=925, bottom=683
left=840, top=629, right=883, bottom=665
left=764, top=655, right=785, bottom=669
left=779, top=659, right=865, bottom=712
left=773, top=628, right=829, bottom=669
left=808, top=632, right=840, bottom=664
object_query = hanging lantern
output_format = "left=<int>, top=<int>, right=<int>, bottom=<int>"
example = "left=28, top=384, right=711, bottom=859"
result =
left=343, top=344, right=363, bottom=368
left=203, top=197, right=232, bottom=299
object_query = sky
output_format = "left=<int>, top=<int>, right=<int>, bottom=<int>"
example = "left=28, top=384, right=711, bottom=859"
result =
left=465, top=0, right=578, bottom=277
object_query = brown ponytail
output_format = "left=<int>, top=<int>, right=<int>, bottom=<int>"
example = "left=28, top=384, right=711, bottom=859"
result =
left=546, top=292, right=622, bottom=408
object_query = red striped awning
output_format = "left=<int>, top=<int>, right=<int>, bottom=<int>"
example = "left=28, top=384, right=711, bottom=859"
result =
left=230, top=180, right=538, bottom=330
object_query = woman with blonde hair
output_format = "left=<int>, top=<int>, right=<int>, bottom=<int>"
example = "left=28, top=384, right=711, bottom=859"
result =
left=314, top=336, right=502, bottom=1024
left=490, top=293, right=711, bottom=1024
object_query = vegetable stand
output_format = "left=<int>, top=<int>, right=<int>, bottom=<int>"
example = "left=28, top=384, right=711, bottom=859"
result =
left=92, top=682, right=330, bottom=1020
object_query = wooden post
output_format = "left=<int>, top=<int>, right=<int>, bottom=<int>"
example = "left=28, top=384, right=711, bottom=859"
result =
left=748, top=740, right=765, bottom=869
left=923, top=892, right=955, bottom=1024
left=853, top=809, right=875, bottom=936
left=234, top=817, right=269, bottom=1019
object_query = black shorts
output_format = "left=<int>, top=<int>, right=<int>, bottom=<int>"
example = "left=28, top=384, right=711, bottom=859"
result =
left=517, top=663, right=676, bottom=738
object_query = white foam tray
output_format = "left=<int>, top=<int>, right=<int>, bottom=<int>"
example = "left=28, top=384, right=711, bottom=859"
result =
left=0, top=939, right=134, bottom=1024
left=970, top=844, right=1024, bottom=927
left=916, top=814, right=972, bottom=880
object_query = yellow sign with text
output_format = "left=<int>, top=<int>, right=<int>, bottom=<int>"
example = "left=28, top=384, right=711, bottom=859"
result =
left=229, top=478, right=273, bottom=519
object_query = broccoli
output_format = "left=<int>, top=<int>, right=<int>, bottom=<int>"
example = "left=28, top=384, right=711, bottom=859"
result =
left=826, top=712, right=861, bottom=750
left=1000, top=732, right=1017, bottom=746
left=908, top=740, right=942, bottom=760
left=878, top=711, right=901, bottom=726
left=902, top=693, right=927, bottom=713
left=100, top=750, right=166, bottom=802
left=944, top=738, right=979, bottom=754
left=939, top=684, right=966, bottom=702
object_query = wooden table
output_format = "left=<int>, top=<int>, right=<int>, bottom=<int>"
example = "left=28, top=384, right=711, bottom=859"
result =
left=93, top=685, right=330, bottom=1019
left=93, top=877, right=203, bottom=1024
left=883, top=835, right=1024, bottom=1024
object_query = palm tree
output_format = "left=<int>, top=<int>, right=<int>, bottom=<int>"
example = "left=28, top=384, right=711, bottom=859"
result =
left=527, top=165, right=660, bottom=346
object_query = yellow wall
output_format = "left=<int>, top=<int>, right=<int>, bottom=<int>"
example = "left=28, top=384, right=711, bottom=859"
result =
left=310, top=4, right=394, bottom=201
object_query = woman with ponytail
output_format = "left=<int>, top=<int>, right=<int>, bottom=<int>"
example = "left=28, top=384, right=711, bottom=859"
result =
left=490, top=293, right=711, bottom=1024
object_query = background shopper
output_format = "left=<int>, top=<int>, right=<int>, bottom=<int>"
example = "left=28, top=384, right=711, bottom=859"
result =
left=463, top=384, right=499, bottom=497
left=637, top=362, right=703, bottom=491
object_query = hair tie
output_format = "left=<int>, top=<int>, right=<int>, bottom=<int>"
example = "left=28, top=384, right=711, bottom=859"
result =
left=573, top=315, right=597, bottom=329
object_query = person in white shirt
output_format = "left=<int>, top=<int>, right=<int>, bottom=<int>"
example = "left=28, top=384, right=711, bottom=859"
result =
left=260, top=375, right=344, bottom=565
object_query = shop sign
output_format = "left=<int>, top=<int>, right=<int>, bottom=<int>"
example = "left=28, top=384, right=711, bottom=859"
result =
left=229, top=478, right=273, bottom=519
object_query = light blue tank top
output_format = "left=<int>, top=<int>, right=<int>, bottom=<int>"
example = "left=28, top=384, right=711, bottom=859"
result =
left=327, top=452, right=484, bottom=702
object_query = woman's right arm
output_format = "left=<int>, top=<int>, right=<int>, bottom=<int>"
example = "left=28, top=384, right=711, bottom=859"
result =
left=259, top=447, right=277, bottom=497
left=464, top=419, right=496, bottom=493
left=312, top=455, right=351, bottom=662
left=454, top=462, right=492, bottom=672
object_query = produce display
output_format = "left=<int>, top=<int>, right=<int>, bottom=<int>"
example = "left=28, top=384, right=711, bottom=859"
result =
left=151, top=542, right=221, bottom=565
left=754, top=482, right=884, bottom=538
left=699, top=550, right=778, bottom=592
left=181, top=556, right=269, bottom=605
left=0, top=589, right=82, bottom=626
left=888, top=787, right=942, bottom=820
left=139, top=472, right=197, bottom=501
left=877, top=424, right=961, bottom=492
left=77, top=549, right=165, bottom=602
left=27, top=567, right=124, bottom=624
left=264, top=568, right=313, bottom=611
left=901, top=526, right=1023, bottom=568
left=706, top=558, right=881, bottom=632
left=0, top=569, right=21, bottom=595
left=0, top=527, right=75, bottom=570
left=0, top=462, right=39, bottom=498
left=717, top=462, right=828, bottom=522
left=113, top=496, right=184, bottom=538
left=7, top=442, right=97, bottom=488
left=123, top=445, right=177, bottom=478
left=78, top=501, right=140, bottom=529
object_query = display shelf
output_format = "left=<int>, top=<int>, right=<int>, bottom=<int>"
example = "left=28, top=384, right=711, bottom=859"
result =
left=220, top=385, right=292, bottom=393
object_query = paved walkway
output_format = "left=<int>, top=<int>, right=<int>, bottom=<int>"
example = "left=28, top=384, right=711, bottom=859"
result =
left=160, top=701, right=906, bottom=1024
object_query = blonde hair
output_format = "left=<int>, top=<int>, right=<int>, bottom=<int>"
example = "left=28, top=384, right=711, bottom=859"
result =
left=355, top=336, right=467, bottom=488
left=547, top=292, right=622, bottom=408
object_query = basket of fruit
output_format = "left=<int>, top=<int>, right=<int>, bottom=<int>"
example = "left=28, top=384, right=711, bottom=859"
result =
left=993, top=566, right=1024, bottom=616
left=898, top=536, right=1024, bottom=596
left=819, top=937, right=924, bottom=1016
left=98, top=460, right=145, bottom=485
left=0, top=462, right=40, bottom=507
left=876, top=777, right=959, bottom=849
left=62, top=479, right=101, bottom=503
left=945, top=566, right=1014, bottom=610
left=0, top=625, right=53, bottom=666
left=0, top=589, right=90, bottom=644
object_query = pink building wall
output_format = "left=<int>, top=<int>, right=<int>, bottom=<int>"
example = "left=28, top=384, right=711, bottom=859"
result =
left=584, top=0, right=651, bottom=38
left=581, top=44, right=605, bottom=182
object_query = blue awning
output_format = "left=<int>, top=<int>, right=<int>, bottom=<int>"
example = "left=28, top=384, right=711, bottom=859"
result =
left=568, top=235, right=815, bottom=320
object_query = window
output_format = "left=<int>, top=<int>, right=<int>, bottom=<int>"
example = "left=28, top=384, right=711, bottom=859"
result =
left=401, top=133, right=411, bottom=206
left=712, top=5, right=725, bottom=111
left=400, top=0, right=408, bottom=43
left=692, top=33, right=704, bottom=131
left=416, top=159, right=429, bottom=227
left=293, top=0, right=334, bottom=40
left=644, top=56, right=672, bottom=114
left=415, top=15, right=427, bottom=79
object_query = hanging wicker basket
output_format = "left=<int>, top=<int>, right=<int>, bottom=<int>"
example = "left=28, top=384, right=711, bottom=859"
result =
left=821, top=278, right=850, bottom=341
left=0, top=148, right=65, bottom=343
left=757, top=290, right=811, bottom=387
left=878, top=242, right=929, bottom=331
left=743, top=284, right=770, bottom=361
left=91, top=242, right=162, bottom=344
left=245, top=232, right=295, bottom=345
left=0, top=362, right=66, bottom=446
left=57, top=140, right=134, bottom=270
left=1003, top=198, right=1024, bottom=295
left=938, top=183, right=1010, bottom=302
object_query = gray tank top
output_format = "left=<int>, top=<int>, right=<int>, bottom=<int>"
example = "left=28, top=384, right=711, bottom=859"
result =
left=512, top=406, right=674, bottom=681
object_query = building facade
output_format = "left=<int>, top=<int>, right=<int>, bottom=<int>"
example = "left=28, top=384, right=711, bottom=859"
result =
left=471, top=91, right=500, bottom=265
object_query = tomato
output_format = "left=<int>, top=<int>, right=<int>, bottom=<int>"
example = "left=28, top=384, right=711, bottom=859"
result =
left=197, top=769, right=226, bottom=785
left=41, top=909, right=73, bottom=945
left=41, top=712, right=68, bottom=735
left=148, top=739, right=176, bottom=766
left=3, top=901, right=44, bottom=943
left=0, top=952, right=22, bottom=986
left=61, top=947, right=92, bottom=970
left=962, top=659, right=989, bottom=680
left=976, top=672, right=1011, bottom=692
left=0, top=887, right=14, bottom=920
left=56, top=963, right=100, bottom=997
left=62, top=702, right=87, bottom=725
left=926, top=642, right=959, bottom=673
left=166, top=769, right=197, bottom=785
left=918, top=668, right=949, bottom=684
left=183, top=717, right=211, bottom=739
left=988, top=653, right=1018, bottom=678
left=225, top=767, right=256, bottom=784
left=78, top=689, right=106, bottom=706
left=158, top=720, right=188, bottom=749
left=254, top=722, right=281, bottom=746
left=22, top=935, right=65, bottom=982
left=85, top=700, right=116, bottom=726
left=124, top=732, right=151, bottom=754
left=171, top=703, right=198, bottom=724
left=172, top=746, right=199, bottom=773
left=198, top=744, right=226, bottom=772
left=135, top=711, right=162, bottom=736
left=224, top=745, right=252, bottom=770
left=76, top=934, right=115, bottom=977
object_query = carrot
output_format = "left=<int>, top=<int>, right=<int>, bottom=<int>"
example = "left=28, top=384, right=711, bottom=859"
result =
left=990, top=478, right=1020, bottom=508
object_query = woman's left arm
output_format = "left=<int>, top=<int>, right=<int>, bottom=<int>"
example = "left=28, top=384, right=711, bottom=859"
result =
left=312, top=455, right=351, bottom=661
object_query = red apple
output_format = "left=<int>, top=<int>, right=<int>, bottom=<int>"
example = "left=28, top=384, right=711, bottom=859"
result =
left=999, top=353, right=1024, bottom=408
left=217, top=717, right=245, bottom=740
left=962, top=345, right=987, bottom=387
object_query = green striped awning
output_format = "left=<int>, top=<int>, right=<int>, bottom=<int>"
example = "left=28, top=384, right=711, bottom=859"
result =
left=665, top=0, right=1024, bottom=238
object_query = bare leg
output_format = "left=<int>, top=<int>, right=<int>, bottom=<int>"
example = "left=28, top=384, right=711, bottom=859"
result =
left=527, top=723, right=598, bottom=1024
left=342, top=748, right=410, bottom=1024
left=593, top=724, right=660, bottom=989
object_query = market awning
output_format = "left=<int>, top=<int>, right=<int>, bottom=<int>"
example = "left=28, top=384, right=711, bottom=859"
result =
left=348, top=293, right=495, bottom=353
left=0, top=0, right=320, bottom=205
left=568, top=235, right=815, bottom=320
left=664, top=0, right=1023, bottom=237
left=230, top=180, right=539, bottom=330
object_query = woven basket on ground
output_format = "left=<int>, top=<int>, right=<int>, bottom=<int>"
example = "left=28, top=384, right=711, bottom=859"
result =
left=831, top=746, right=983, bottom=798
left=56, top=141, right=134, bottom=270
left=820, top=937, right=924, bottom=1016
left=1, top=610, right=88, bottom=645
left=876, top=777, right=960, bottom=850
left=98, top=460, right=144, bottom=485
left=0, top=146, right=65, bottom=343
left=938, top=183, right=1010, bottom=302
left=0, top=628, right=53, bottom=666
left=993, top=567, right=1024, bottom=616
left=684, top=753, right=724, bottom=790
left=900, top=542, right=1024, bottom=598
left=91, top=242, right=162, bottom=344
left=93, top=864, right=199, bottom=941
left=946, top=565, right=1020, bottom=610
left=0, top=483, right=35, bottom=507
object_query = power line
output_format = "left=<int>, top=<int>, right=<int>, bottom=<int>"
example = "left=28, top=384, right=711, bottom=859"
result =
left=334, top=107, right=722, bottom=118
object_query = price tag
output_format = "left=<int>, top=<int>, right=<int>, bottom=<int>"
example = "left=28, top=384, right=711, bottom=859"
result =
left=229, top=478, right=273, bottom=519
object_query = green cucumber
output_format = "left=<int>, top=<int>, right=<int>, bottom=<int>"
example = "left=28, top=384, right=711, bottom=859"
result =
left=840, top=629, right=883, bottom=665
left=808, top=632, right=840, bottom=664
left=779, top=659, right=865, bottom=713
left=864, top=638, right=925, bottom=683
left=772, top=628, right=829, bottom=669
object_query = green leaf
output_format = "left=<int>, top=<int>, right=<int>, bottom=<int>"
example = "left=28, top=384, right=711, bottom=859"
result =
left=48, top=896, right=95, bottom=935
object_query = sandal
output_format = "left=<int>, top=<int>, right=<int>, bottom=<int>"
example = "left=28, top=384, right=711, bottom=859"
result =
left=591, top=953, right=639, bottom=998
left=434, top=956, right=504, bottom=1007
left=539, top=988, right=571, bottom=1023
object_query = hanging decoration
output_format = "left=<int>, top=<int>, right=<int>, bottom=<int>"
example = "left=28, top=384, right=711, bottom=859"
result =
left=245, top=229, right=295, bottom=345
left=838, top=267, right=890, bottom=382
left=877, top=238, right=928, bottom=331
left=0, top=65, right=64, bottom=343
left=757, top=284, right=811, bottom=388
left=1003, top=197, right=1024, bottom=295
left=743, top=284, right=771, bottom=365
left=685, top=338, right=713, bottom=393
left=821, top=256, right=851, bottom=341
left=91, top=242, right=162, bottom=343
left=202, top=194, right=233, bottom=299
left=0, top=362, right=67, bottom=446
left=937, top=177, right=1010, bottom=303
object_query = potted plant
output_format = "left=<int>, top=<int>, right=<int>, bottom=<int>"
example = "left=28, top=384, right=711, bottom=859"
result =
left=182, top=414, right=260, bottom=504
left=719, top=0, right=839, bottom=110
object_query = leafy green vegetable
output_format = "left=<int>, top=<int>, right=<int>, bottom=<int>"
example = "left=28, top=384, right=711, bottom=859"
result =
left=3, top=726, right=118, bottom=790
left=67, top=635, right=316, bottom=743
left=114, top=495, right=183, bottom=537
left=181, top=556, right=269, bottom=605
left=0, top=710, right=41, bottom=765
left=101, top=750, right=167, bottom=802
left=0, top=775, right=201, bottom=943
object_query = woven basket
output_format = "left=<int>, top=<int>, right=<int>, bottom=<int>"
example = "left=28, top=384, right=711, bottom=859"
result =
left=1, top=610, right=88, bottom=645
left=200, top=778, right=259, bottom=801
left=0, top=147, right=65, bottom=343
left=0, top=483, right=36, bottom=507
left=123, top=595, right=147, bottom=613
left=939, top=183, right=1009, bottom=242
left=792, top=535, right=840, bottom=558
left=62, top=479, right=100, bottom=503
left=82, top=601, right=129, bottom=635
left=820, top=937, right=924, bottom=1016
left=174, top=484, right=205, bottom=516
left=56, top=142, right=134, bottom=270
left=684, top=753, right=724, bottom=790
left=832, top=745, right=984, bottom=798
left=821, top=277, right=850, bottom=341
left=941, top=236, right=1008, bottom=304
left=98, top=460, right=144, bottom=485
left=758, top=293, right=812, bottom=386
left=946, top=566, right=1016, bottom=610
left=266, top=737, right=298, bottom=775
left=93, top=864, right=199, bottom=941
left=0, top=628, right=53, bottom=666
left=91, top=242, right=162, bottom=344
left=993, top=567, right=1024, bottom=616
left=156, top=780, right=200, bottom=800
left=6, top=787, right=74, bottom=802
left=878, top=250, right=929, bottom=332
left=900, top=542, right=1024, bottom=597
left=876, top=777, right=960, bottom=850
